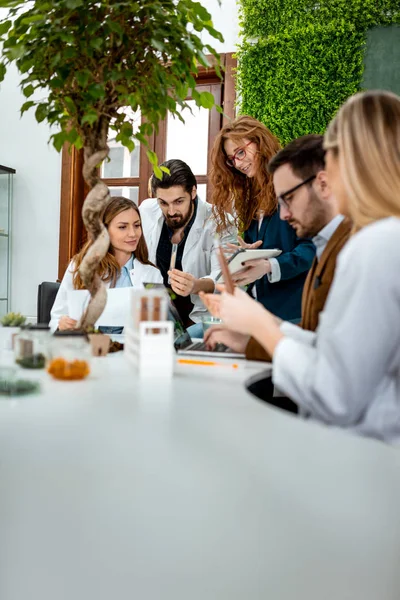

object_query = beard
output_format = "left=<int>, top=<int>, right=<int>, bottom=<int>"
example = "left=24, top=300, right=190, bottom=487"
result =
left=165, top=201, right=194, bottom=230
left=289, top=189, right=327, bottom=238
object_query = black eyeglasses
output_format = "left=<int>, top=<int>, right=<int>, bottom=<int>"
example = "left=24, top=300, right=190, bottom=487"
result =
left=277, top=175, right=316, bottom=210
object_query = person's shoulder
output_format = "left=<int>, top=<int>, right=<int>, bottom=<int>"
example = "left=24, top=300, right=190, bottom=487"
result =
left=350, top=218, right=400, bottom=250
left=341, top=217, right=400, bottom=269
left=66, top=259, right=77, bottom=273
left=139, top=197, right=158, bottom=214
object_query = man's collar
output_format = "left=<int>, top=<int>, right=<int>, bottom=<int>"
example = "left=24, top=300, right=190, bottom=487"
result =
left=314, top=214, right=345, bottom=243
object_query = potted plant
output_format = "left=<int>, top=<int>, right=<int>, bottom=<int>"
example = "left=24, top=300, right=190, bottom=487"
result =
left=0, top=0, right=223, bottom=329
left=0, top=311, right=26, bottom=350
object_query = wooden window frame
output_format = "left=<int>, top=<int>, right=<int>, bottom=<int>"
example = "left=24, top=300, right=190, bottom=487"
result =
left=58, top=52, right=237, bottom=280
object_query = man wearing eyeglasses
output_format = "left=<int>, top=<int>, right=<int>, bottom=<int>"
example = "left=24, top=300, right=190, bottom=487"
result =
left=205, top=134, right=352, bottom=364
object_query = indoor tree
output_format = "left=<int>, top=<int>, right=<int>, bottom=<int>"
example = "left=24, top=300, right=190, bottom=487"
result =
left=0, top=0, right=223, bottom=327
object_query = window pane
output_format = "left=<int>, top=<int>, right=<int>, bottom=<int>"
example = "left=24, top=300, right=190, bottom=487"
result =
left=109, top=186, right=139, bottom=204
left=166, top=99, right=209, bottom=174
left=0, top=174, right=10, bottom=234
left=197, top=183, right=207, bottom=202
left=0, top=299, right=7, bottom=318
left=101, top=108, right=141, bottom=178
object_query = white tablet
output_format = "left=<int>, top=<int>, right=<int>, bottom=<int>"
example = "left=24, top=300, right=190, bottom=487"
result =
left=216, top=248, right=282, bottom=280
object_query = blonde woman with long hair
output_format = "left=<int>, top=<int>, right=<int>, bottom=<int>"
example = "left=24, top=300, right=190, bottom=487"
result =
left=50, top=196, right=162, bottom=332
left=202, top=90, right=400, bottom=443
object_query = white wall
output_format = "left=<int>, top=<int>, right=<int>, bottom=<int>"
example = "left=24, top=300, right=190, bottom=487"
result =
left=0, top=0, right=238, bottom=319
left=201, top=0, right=240, bottom=52
left=0, top=63, right=61, bottom=318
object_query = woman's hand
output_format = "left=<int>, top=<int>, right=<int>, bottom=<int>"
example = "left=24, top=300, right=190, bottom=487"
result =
left=200, top=285, right=284, bottom=356
left=201, top=285, right=267, bottom=335
left=232, top=259, right=271, bottom=286
left=224, top=236, right=263, bottom=257
left=204, top=325, right=249, bottom=353
left=199, top=289, right=222, bottom=318
left=58, top=315, right=78, bottom=330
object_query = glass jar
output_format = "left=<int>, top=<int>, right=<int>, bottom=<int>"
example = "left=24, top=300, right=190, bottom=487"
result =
left=47, top=330, right=91, bottom=380
left=14, top=324, right=50, bottom=369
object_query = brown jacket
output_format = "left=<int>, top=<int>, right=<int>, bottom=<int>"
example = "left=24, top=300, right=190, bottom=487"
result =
left=246, top=218, right=352, bottom=361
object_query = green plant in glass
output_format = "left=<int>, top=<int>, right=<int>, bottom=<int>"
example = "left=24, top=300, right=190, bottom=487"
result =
left=0, top=0, right=223, bottom=328
left=0, top=312, right=26, bottom=327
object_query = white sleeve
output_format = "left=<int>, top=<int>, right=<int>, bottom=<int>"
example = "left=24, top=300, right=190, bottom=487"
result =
left=267, top=257, right=281, bottom=283
left=280, top=321, right=316, bottom=346
left=272, top=225, right=400, bottom=426
left=49, top=261, right=75, bottom=332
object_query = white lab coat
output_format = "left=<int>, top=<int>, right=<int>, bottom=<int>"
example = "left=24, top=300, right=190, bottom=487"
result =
left=139, top=196, right=237, bottom=323
left=49, top=258, right=162, bottom=332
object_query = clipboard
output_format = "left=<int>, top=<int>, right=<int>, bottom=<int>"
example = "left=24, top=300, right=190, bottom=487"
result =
left=216, top=248, right=282, bottom=281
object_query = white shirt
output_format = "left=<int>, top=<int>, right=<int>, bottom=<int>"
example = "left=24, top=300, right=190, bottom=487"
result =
left=50, top=258, right=162, bottom=332
left=273, top=217, right=400, bottom=443
left=312, top=214, right=345, bottom=261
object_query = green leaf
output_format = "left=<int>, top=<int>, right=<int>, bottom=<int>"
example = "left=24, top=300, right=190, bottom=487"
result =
left=52, top=132, right=67, bottom=153
left=0, top=20, right=12, bottom=36
left=108, top=21, right=124, bottom=35
left=191, top=2, right=211, bottom=21
left=153, top=165, right=163, bottom=179
left=0, top=63, right=6, bottom=83
left=20, top=100, right=35, bottom=115
left=81, top=112, right=98, bottom=126
left=160, top=166, right=170, bottom=174
left=75, top=70, right=90, bottom=87
left=21, top=14, right=45, bottom=25
left=22, top=84, right=35, bottom=98
left=64, top=96, right=76, bottom=114
left=199, top=91, right=215, bottom=109
left=151, top=38, right=165, bottom=52
left=8, top=44, right=25, bottom=60
left=146, top=150, right=158, bottom=166
left=73, top=135, right=83, bottom=150
left=65, top=0, right=84, bottom=7
left=90, top=38, right=102, bottom=51
left=87, top=83, right=105, bottom=100
left=120, top=137, right=135, bottom=153
left=35, top=103, right=48, bottom=122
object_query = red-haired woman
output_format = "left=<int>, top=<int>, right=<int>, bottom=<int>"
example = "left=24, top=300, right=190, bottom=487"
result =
left=50, top=196, right=162, bottom=332
left=210, top=116, right=315, bottom=321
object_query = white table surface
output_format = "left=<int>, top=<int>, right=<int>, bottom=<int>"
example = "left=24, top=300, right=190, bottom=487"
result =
left=1, top=353, right=400, bottom=600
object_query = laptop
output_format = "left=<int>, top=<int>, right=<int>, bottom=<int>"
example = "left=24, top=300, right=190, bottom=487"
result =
left=143, top=283, right=246, bottom=359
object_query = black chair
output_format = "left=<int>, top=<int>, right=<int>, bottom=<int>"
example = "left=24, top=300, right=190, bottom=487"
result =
left=37, top=282, right=60, bottom=325
left=246, top=371, right=299, bottom=414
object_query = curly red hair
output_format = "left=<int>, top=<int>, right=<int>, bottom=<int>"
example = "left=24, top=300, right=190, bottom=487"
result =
left=210, top=115, right=281, bottom=233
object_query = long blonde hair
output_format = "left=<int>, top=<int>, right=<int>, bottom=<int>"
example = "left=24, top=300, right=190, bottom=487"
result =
left=210, top=115, right=281, bottom=233
left=72, top=196, right=154, bottom=289
left=324, top=90, right=400, bottom=230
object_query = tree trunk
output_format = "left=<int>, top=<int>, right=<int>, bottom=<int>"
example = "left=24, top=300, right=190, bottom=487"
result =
left=78, top=117, right=111, bottom=330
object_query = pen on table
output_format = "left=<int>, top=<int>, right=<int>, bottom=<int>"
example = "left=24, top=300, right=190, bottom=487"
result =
left=177, top=358, right=239, bottom=369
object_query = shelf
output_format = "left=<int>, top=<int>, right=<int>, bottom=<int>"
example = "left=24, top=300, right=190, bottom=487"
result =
left=0, top=232, right=8, bottom=237
left=0, top=165, right=16, bottom=175
left=0, top=298, right=8, bottom=301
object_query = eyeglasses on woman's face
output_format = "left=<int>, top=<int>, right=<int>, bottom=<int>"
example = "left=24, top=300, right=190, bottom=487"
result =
left=277, top=175, right=316, bottom=211
left=225, top=141, right=253, bottom=168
